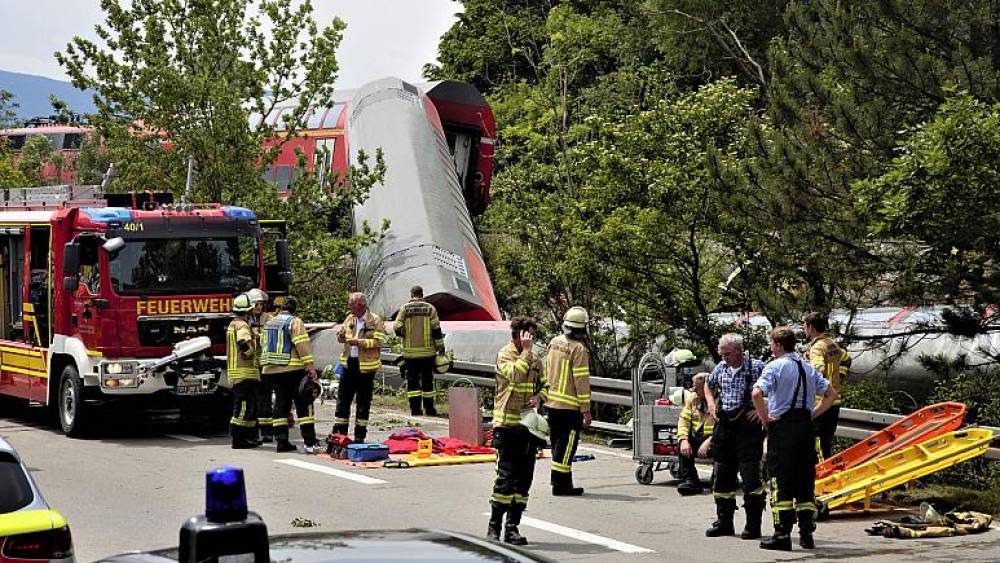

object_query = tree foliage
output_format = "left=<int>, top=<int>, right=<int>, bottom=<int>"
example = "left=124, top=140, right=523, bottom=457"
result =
left=0, top=90, right=19, bottom=129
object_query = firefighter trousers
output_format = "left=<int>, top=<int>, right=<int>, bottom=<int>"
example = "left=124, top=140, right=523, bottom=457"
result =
left=814, top=405, right=840, bottom=460
left=711, top=411, right=766, bottom=519
left=548, top=408, right=583, bottom=489
left=230, top=379, right=259, bottom=444
left=679, top=434, right=707, bottom=485
left=404, top=357, right=436, bottom=415
left=491, top=426, right=537, bottom=509
left=255, top=372, right=274, bottom=439
left=272, top=370, right=317, bottom=447
left=766, top=409, right=818, bottom=537
left=333, top=357, right=374, bottom=442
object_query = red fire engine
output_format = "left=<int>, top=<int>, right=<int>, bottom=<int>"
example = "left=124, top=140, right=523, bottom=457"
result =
left=0, top=185, right=289, bottom=436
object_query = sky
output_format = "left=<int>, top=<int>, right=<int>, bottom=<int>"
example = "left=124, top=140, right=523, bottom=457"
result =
left=0, top=0, right=462, bottom=87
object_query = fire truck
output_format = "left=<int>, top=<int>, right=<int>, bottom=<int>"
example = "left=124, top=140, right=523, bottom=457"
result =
left=0, top=185, right=290, bottom=436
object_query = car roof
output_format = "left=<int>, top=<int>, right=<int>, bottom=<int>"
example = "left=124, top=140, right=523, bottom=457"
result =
left=0, top=437, right=16, bottom=456
left=99, top=529, right=554, bottom=562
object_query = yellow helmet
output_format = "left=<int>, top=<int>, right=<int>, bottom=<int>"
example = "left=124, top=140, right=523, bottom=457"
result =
left=232, top=293, right=253, bottom=313
left=434, top=351, right=454, bottom=374
left=562, top=306, right=589, bottom=329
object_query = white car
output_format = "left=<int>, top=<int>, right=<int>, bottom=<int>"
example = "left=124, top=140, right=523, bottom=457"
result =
left=0, top=437, right=74, bottom=562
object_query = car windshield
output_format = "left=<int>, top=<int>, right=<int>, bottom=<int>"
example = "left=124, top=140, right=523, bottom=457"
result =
left=0, top=454, right=33, bottom=512
left=110, top=237, right=259, bottom=295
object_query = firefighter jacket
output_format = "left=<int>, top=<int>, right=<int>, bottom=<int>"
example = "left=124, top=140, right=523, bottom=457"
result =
left=227, top=317, right=260, bottom=383
left=253, top=311, right=273, bottom=370
left=807, top=334, right=851, bottom=406
left=542, top=334, right=591, bottom=412
left=261, top=313, right=314, bottom=374
left=337, top=310, right=385, bottom=372
left=393, top=298, right=444, bottom=359
left=677, top=393, right=714, bottom=441
left=493, top=343, right=547, bottom=427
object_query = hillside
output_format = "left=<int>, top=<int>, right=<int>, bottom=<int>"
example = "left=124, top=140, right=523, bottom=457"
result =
left=0, top=69, right=97, bottom=121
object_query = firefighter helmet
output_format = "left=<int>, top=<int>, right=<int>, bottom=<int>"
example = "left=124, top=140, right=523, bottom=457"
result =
left=520, top=410, right=549, bottom=441
left=562, top=306, right=589, bottom=329
left=667, top=348, right=697, bottom=366
left=232, top=293, right=253, bottom=313
left=434, top=351, right=453, bottom=374
left=247, top=288, right=268, bottom=304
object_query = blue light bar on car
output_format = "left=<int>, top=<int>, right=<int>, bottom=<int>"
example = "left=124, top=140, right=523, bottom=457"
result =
left=205, top=465, right=248, bottom=523
left=221, top=206, right=257, bottom=220
left=81, top=207, right=133, bottom=223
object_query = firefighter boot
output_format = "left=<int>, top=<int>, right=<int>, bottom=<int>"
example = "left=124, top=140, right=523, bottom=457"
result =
left=423, top=396, right=438, bottom=417
left=504, top=506, right=528, bottom=545
left=551, top=471, right=584, bottom=496
left=741, top=497, right=765, bottom=540
left=408, top=396, right=423, bottom=416
left=797, top=509, right=817, bottom=549
left=760, top=510, right=795, bottom=551
left=274, top=426, right=296, bottom=453
left=486, top=505, right=506, bottom=541
left=354, top=426, right=367, bottom=444
left=705, top=498, right=737, bottom=537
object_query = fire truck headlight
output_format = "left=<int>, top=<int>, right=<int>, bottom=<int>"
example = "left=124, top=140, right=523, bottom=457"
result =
left=103, top=377, right=138, bottom=388
left=102, top=361, right=139, bottom=377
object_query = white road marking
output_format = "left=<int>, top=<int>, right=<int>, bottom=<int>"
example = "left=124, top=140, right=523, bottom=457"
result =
left=481, top=513, right=653, bottom=554
left=163, top=434, right=207, bottom=442
left=275, top=458, right=387, bottom=485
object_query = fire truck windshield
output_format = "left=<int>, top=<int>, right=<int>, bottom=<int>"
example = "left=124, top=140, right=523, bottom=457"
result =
left=110, top=237, right=259, bottom=295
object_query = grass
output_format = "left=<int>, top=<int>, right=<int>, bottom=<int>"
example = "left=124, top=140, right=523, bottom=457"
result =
left=890, top=484, right=1000, bottom=515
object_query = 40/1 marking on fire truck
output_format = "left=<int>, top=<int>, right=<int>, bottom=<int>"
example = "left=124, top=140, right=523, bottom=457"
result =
left=121, top=221, right=144, bottom=232
left=135, top=298, right=232, bottom=316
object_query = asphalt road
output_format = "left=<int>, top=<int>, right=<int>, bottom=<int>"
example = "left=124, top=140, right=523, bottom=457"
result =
left=2, top=400, right=998, bottom=562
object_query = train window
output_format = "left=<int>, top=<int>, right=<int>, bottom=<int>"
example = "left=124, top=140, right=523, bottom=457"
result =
left=7, top=135, right=26, bottom=150
left=274, top=165, right=291, bottom=191
left=261, top=165, right=275, bottom=183
left=44, top=134, right=64, bottom=149
left=62, top=133, right=83, bottom=150
left=322, top=104, right=344, bottom=129
left=306, top=107, right=327, bottom=130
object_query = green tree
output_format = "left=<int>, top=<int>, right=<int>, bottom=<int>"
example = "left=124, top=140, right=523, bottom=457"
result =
left=0, top=89, right=18, bottom=128
left=55, top=0, right=387, bottom=320
left=17, top=135, right=54, bottom=185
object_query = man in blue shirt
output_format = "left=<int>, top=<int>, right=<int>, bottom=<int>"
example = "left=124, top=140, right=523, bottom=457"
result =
left=752, top=326, right=838, bottom=552
left=704, top=333, right=767, bottom=540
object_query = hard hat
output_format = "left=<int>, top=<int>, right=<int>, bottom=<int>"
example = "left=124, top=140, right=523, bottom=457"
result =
left=520, top=410, right=549, bottom=441
left=247, top=288, right=268, bottom=304
left=232, top=293, right=253, bottom=313
left=298, top=375, right=321, bottom=401
left=669, top=388, right=694, bottom=407
left=434, top=352, right=453, bottom=374
left=667, top=349, right=697, bottom=366
left=562, top=306, right=589, bottom=329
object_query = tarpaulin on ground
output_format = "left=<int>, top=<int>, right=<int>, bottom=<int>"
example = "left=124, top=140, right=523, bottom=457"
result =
left=866, top=503, right=992, bottom=539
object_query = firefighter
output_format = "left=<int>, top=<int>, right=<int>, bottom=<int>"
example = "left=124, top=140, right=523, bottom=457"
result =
left=227, top=293, right=261, bottom=449
left=544, top=306, right=592, bottom=496
left=487, top=316, right=547, bottom=545
left=393, top=285, right=445, bottom=416
left=704, top=333, right=766, bottom=540
left=334, top=292, right=385, bottom=443
left=676, top=372, right=714, bottom=496
left=752, top=326, right=838, bottom=551
left=260, top=296, right=320, bottom=453
left=803, top=312, right=852, bottom=459
left=247, top=288, right=274, bottom=443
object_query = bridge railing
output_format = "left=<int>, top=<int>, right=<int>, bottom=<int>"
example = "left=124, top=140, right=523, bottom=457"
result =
left=377, top=352, right=1000, bottom=460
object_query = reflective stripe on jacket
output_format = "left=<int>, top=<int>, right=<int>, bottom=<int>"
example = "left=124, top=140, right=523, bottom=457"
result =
left=227, top=317, right=260, bottom=383
left=261, top=313, right=314, bottom=374
left=493, top=343, right=547, bottom=427
left=338, top=311, right=385, bottom=372
left=807, top=335, right=851, bottom=406
left=393, top=298, right=444, bottom=358
left=677, top=393, right=714, bottom=440
left=542, top=335, right=591, bottom=412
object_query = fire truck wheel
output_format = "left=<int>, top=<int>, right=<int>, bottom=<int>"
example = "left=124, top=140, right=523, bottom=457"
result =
left=58, top=365, right=91, bottom=437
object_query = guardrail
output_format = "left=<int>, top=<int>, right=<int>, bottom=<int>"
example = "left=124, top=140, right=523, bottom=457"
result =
left=379, top=352, right=1000, bottom=460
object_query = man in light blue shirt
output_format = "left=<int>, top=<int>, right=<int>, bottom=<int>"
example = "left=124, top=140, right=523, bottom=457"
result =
left=752, top=326, right=838, bottom=552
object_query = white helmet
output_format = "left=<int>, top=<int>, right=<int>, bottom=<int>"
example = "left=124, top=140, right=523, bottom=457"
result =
left=562, top=306, right=589, bottom=330
left=247, top=288, right=268, bottom=304
left=520, top=410, right=550, bottom=441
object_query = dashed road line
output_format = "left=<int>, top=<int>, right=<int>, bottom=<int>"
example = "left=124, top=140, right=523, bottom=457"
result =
left=163, top=434, right=207, bottom=442
left=276, top=458, right=387, bottom=485
left=481, top=512, right=653, bottom=554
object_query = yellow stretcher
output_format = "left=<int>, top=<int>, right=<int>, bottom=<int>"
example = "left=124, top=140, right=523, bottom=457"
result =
left=815, top=428, right=994, bottom=513
left=383, top=453, right=497, bottom=468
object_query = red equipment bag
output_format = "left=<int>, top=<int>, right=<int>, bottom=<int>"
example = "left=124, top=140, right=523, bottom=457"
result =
left=325, top=433, right=353, bottom=458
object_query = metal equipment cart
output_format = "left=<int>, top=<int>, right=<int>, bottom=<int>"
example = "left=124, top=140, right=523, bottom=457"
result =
left=632, top=352, right=684, bottom=485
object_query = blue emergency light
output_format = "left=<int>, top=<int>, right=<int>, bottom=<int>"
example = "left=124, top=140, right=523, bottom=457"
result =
left=205, top=465, right=248, bottom=523
left=179, top=466, right=269, bottom=563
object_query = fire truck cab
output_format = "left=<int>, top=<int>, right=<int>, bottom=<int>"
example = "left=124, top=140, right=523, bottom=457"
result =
left=0, top=185, right=289, bottom=436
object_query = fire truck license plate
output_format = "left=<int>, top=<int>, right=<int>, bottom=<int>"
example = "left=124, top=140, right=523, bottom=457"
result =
left=176, top=379, right=215, bottom=396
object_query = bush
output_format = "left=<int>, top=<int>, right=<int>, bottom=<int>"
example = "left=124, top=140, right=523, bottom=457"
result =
left=839, top=378, right=901, bottom=414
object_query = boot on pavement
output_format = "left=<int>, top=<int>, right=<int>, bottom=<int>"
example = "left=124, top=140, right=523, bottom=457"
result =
left=759, top=534, right=792, bottom=551
left=705, top=498, right=737, bottom=537
left=741, top=496, right=765, bottom=539
left=504, top=506, right=528, bottom=545
left=486, top=505, right=506, bottom=541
